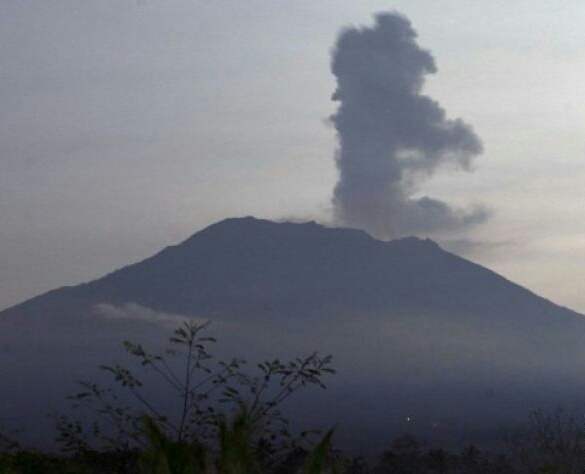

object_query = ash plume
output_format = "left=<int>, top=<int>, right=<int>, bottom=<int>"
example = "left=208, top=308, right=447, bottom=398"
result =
left=330, top=12, right=488, bottom=238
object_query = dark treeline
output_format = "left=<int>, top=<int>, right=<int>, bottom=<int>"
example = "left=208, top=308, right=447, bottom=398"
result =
left=2, top=426, right=583, bottom=474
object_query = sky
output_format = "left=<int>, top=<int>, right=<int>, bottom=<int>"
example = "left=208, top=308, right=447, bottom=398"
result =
left=1, top=1, right=584, bottom=313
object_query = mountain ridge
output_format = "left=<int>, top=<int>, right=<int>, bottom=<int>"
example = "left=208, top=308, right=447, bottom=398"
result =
left=2, top=216, right=581, bottom=323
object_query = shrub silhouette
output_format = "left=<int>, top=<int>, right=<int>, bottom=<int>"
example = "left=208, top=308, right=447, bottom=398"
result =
left=140, top=415, right=207, bottom=474
left=505, top=407, right=583, bottom=474
left=137, top=405, right=338, bottom=474
left=58, top=320, right=335, bottom=471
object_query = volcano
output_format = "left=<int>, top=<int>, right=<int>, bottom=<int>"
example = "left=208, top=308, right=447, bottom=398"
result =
left=2, top=217, right=584, bottom=451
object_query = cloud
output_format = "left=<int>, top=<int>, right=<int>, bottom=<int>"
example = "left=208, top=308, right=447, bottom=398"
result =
left=439, top=238, right=520, bottom=257
left=330, top=12, right=488, bottom=238
left=92, top=302, right=207, bottom=327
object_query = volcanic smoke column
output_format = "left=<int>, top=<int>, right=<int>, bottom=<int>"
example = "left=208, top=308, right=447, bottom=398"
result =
left=330, top=12, right=487, bottom=239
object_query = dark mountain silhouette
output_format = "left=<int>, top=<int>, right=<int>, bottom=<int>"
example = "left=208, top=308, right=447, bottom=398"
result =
left=2, top=217, right=585, bottom=451
left=6, top=217, right=579, bottom=322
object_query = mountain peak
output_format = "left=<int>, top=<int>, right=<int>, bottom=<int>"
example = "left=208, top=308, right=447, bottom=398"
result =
left=3, top=216, right=579, bottom=324
left=186, top=216, right=442, bottom=249
left=389, top=235, right=442, bottom=251
left=179, top=216, right=374, bottom=249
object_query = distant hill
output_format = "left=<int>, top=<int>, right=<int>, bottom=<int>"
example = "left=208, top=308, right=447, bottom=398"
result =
left=2, top=217, right=585, bottom=452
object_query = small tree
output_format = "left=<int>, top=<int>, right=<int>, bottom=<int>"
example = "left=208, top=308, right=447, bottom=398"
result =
left=59, top=319, right=335, bottom=468
left=504, top=407, right=583, bottom=474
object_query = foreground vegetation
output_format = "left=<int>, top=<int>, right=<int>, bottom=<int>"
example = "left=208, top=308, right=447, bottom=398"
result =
left=5, top=424, right=581, bottom=474
left=0, top=432, right=514, bottom=474
left=1, top=322, right=583, bottom=473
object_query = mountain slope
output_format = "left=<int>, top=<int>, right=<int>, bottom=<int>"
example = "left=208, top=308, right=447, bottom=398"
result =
left=2, top=217, right=585, bottom=452
left=4, top=216, right=580, bottom=324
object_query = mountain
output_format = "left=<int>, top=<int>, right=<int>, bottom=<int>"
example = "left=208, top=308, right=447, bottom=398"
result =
left=2, top=217, right=585, bottom=451
left=6, top=216, right=579, bottom=322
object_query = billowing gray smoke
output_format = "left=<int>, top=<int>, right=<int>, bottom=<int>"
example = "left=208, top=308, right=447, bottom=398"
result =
left=330, top=12, right=488, bottom=238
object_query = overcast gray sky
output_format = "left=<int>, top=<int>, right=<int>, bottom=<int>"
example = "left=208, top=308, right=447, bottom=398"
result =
left=1, top=1, right=584, bottom=313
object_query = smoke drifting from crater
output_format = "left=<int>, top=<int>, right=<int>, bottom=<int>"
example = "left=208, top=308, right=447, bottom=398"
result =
left=330, top=12, right=488, bottom=238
